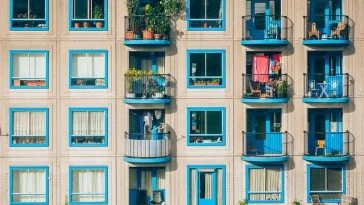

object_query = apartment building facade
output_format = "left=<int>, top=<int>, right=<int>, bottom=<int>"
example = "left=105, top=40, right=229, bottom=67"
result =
left=0, top=0, right=363, bottom=204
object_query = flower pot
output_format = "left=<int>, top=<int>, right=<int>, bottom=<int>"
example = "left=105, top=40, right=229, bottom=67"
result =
left=154, top=33, right=162, bottom=40
left=142, top=30, right=154, bottom=40
left=83, top=21, right=90, bottom=28
left=74, top=22, right=80, bottom=28
left=203, top=22, right=208, bottom=28
left=126, top=93, right=136, bottom=98
left=125, top=31, right=134, bottom=40
left=96, top=21, right=103, bottom=28
left=153, top=92, right=164, bottom=98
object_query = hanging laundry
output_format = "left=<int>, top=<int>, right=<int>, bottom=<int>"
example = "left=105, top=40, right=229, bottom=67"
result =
left=252, top=56, right=269, bottom=82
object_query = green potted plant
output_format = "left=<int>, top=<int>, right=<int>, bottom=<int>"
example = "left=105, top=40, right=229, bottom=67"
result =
left=142, top=4, right=154, bottom=40
left=93, top=4, right=104, bottom=28
left=125, top=68, right=143, bottom=98
left=125, top=0, right=138, bottom=39
left=206, top=78, right=220, bottom=85
left=291, top=199, right=302, bottom=205
left=238, top=199, right=247, bottom=205
left=276, top=79, right=288, bottom=97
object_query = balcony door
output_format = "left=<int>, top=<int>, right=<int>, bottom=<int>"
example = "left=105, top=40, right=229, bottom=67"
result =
left=129, top=110, right=165, bottom=140
left=129, top=52, right=165, bottom=73
left=247, top=0, right=281, bottom=39
left=308, top=0, right=342, bottom=35
left=247, top=109, right=282, bottom=155
left=308, top=109, right=343, bottom=155
left=198, top=170, right=217, bottom=205
left=308, top=52, right=343, bottom=97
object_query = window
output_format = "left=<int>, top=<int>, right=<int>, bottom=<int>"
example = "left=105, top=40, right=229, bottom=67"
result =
left=69, top=166, right=108, bottom=204
left=187, top=0, right=225, bottom=30
left=9, top=108, right=49, bottom=147
left=9, top=166, right=49, bottom=204
left=10, top=50, right=49, bottom=89
left=187, top=107, right=226, bottom=146
left=69, top=0, right=107, bottom=30
left=129, top=167, right=166, bottom=204
left=129, top=52, right=165, bottom=72
left=10, top=0, right=49, bottom=31
left=69, top=50, right=108, bottom=89
left=307, top=165, right=345, bottom=203
left=69, top=108, right=108, bottom=147
left=187, top=165, right=225, bottom=205
left=246, top=165, right=284, bottom=203
left=187, top=50, right=225, bottom=88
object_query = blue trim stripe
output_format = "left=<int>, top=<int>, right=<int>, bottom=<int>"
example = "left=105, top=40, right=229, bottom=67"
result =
left=9, top=108, right=49, bottom=147
left=9, top=166, right=49, bottom=205
left=186, top=107, right=226, bottom=146
left=68, top=50, right=108, bottom=89
left=9, top=50, right=50, bottom=89
left=186, top=49, right=226, bottom=89
left=69, top=166, right=108, bottom=205
left=241, top=39, right=289, bottom=46
left=123, top=156, right=171, bottom=164
left=124, top=40, right=171, bottom=46
left=245, top=164, right=285, bottom=204
left=68, top=107, right=108, bottom=147
left=9, top=0, right=49, bottom=31
left=303, top=40, right=350, bottom=46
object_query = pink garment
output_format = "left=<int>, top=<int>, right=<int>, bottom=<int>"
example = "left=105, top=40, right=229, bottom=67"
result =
left=252, top=56, right=269, bottom=82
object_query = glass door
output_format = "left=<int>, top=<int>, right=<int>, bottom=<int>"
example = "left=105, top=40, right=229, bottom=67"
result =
left=309, top=0, right=342, bottom=37
left=198, top=170, right=217, bottom=205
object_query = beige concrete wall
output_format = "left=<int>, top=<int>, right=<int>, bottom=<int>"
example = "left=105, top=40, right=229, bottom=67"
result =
left=0, top=0, right=364, bottom=205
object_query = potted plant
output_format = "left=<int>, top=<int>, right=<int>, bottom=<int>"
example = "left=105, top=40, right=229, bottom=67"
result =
left=125, top=0, right=138, bottom=39
left=142, top=4, right=154, bottom=40
left=276, top=79, right=288, bottom=97
left=93, top=4, right=104, bottom=28
left=125, top=68, right=142, bottom=98
left=194, top=80, right=206, bottom=86
left=291, top=199, right=302, bottom=205
left=206, top=78, right=220, bottom=85
left=74, top=22, right=80, bottom=28
left=238, top=199, right=247, bottom=205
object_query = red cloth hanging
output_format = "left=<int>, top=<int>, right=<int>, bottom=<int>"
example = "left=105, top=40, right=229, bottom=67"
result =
left=252, top=56, right=269, bottom=82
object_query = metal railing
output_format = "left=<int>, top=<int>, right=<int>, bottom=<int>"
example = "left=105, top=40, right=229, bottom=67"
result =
left=242, top=74, right=291, bottom=99
left=124, top=74, right=171, bottom=99
left=303, top=131, right=350, bottom=156
left=242, top=15, right=288, bottom=41
left=242, top=131, right=287, bottom=156
left=303, top=73, right=349, bottom=99
left=303, top=15, right=350, bottom=40
left=124, top=15, right=171, bottom=40
left=124, top=132, right=170, bottom=158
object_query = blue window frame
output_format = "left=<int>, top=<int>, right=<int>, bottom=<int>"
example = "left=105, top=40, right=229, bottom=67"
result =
left=9, top=108, right=49, bottom=147
left=307, top=164, right=345, bottom=203
left=69, top=0, right=108, bottom=31
left=9, top=50, right=49, bottom=89
left=187, top=50, right=226, bottom=89
left=246, top=164, right=284, bottom=203
left=187, top=165, right=226, bottom=205
left=129, top=167, right=166, bottom=205
left=10, top=0, right=49, bottom=31
left=69, top=50, right=108, bottom=89
left=69, top=107, right=108, bottom=147
left=187, top=107, right=226, bottom=146
left=69, top=166, right=108, bottom=204
left=9, top=166, right=49, bottom=205
left=186, top=0, right=226, bottom=31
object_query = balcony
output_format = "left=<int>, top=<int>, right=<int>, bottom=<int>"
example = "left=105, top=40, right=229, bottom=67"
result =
left=303, top=73, right=350, bottom=103
left=241, top=74, right=291, bottom=104
left=303, top=15, right=350, bottom=46
left=303, top=131, right=351, bottom=163
left=124, top=73, right=172, bottom=104
left=242, top=132, right=288, bottom=163
left=241, top=15, right=289, bottom=46
left=124, top=132, right=171, bottom=164
left=124, top=15, right=171, bottom=46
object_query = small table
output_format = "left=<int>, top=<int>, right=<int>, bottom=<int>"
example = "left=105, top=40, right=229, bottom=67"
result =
left=317, top=83, right=329, bottom=98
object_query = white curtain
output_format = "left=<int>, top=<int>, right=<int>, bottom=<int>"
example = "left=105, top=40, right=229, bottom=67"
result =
left=129, top=168, right=137, bottom=189
left=72, top=169, right=105, bottom=202
left=249, top=168, right=281, bottom=201
left=72, top=111, right=104, bottom=135
left=12, top=170, right=46, bottom=202
left=157, top=55, right=165, bottom=72
left=217, top=169, right=223, bottom=205
left=190, top=169, right=196, bottom=205
left=72, top=53, right=105, bottom=78
left=141, top=59, right=153, bottom=71
left=266, top=168, right=280, bottom=200
left=204, top=173, right=212, bottom=199
left=13, top=53, right=46, bottom=78
left=156, top=169, right=165, bottom=189
left=13, top=111, right=45, bottom=136
left=141, top=171, right=152, bottom=197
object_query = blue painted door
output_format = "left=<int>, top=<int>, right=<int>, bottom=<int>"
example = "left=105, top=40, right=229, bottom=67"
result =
left=308, top=109, right=343, bottom=155
left=309, top=0, right=342, bottom=37
left=129, top=110, right=164, bottom=140
left=309, top=52, right=342, bottom=97
left=198, top=170, right=217, bottom=205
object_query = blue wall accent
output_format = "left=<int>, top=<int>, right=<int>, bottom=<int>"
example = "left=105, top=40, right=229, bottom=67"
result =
left=123, top=98, right=171, bottom=104
left=68, top=0, right=108, bottom=31
left=9, top=107, right=49, bottom=147
left=68, top=107, right=108, bottom=147
left=9, top=50, right=49, bottom=89
left=9, top=0, right=49, bottom=31
left=123, top=156, right=171, bottom=164
left=306, top=164, right=346, bottom=203
left=68, top=50, right=108, bottom=89
left=186, top=107, right=226, bottom=146
left=186, top=49, right=226, bottom=89
left=9, top=166, right=49, bottom=205
left=69, top=166, right=108, bottom=205
left=186, top=165, right=226, bottom=205
left=245, top=164, right=285, bottom=204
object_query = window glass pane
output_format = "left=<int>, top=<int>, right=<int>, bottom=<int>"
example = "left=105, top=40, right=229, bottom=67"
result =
left=13, top=0, right=28, bottom=18
left=72, top=169, right=105, bottom=202
left=72, top=111, right=105, bottom=144
left=190, top=0, right=204, bottom=19
left=74, top=0, right=88, bottom=19
left=270, top=111, right=281, bottom=132
left=206, top=111, right=222, bottom=134
left=12, top=169, right=46, bottom=202
left=190, top=111, right=206, bottom=134
left=327, top=168, right=342, bottom=191
left=29, top=0, right=45, bottom=18
left=199, top=172, right=213, bottom=199
left=190, top=53, right=206, bottom=76
left=207, top=0, right=222, bottom=19
left=310, top=168, right=326, bottom=191
left=13, top=111, right=46, bottom=145
left=206, top=53, right=222, bottom=76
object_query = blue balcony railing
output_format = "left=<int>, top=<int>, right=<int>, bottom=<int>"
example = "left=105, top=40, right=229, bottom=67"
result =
left=304, top=131, right=350, bottom=157
left=243, top=131, right=287, bottom=157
